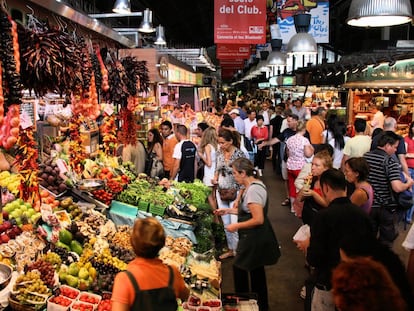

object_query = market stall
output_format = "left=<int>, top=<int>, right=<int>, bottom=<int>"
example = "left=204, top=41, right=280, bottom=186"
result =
left=0, top=4, right=233, bottom=311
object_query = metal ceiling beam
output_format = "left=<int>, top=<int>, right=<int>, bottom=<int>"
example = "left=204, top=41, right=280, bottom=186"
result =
left=89, top=12, right=143, bottom=18
left=27, top=0, right=136, bottom=48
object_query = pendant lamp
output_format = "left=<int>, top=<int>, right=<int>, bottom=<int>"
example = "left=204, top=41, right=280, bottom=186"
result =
left=287, top=14, right=317, bottom=56
left=138, top=8, right=155, bottom=33
left=347, top=0, right=412, bottom=27
left=154, top=25, right=166, bottom=45
left=267, top=24, right=287, bottom=67
left=113, top=0, right=131, bottom=14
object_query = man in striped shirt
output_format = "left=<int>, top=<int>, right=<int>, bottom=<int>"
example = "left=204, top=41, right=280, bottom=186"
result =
left=364, top=132, right=414, bottom=246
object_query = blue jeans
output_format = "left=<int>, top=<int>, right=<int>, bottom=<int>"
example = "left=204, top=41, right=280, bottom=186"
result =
left=407, top=168, right=414, bottom=222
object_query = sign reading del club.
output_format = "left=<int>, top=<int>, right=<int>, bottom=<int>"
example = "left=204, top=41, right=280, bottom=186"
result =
left=214, top=0, right=267, bottom=44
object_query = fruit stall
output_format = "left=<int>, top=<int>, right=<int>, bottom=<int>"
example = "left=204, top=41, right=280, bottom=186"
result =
left=0, top=5, right=236, bottom=311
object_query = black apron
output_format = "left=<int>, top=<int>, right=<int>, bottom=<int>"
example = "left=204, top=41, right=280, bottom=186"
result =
left=234, top=182, right=281, bottom=271
left=123, top=266, right=177, bottom=311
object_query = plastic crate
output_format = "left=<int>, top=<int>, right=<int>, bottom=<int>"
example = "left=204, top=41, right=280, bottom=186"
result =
left=149, top=204, right=166, bottom=216
left=47, top=295, right=74, bottom=311
left=110, top=200, right=139, bottom=218
left=137, top=200, right=149, bottom=212
left=78, top=292, right=101, bottom=306
left=59, top=285, right=80, bottom=300
left=70, top=301, right=94, bottom=311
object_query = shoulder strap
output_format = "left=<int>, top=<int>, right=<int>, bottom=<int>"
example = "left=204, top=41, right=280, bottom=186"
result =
left=124, top=270, right=140, bottom=292
left=167, top=265, right=174, bottom=288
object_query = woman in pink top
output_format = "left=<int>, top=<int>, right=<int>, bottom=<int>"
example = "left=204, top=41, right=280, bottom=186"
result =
left=343, top=157, right=373, bottom=214
left=286, top=120, right=314, bottom=207
left=404, top=121, right=414, bottom=223
left=251, top=115, right=269, bottom=176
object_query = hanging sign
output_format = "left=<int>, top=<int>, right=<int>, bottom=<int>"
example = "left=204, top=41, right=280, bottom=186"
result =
left=216, top=44, right=251, bottom=59
left=276, top=0, right=329, bottom=44
left=214, top=0, right=267, bottom=44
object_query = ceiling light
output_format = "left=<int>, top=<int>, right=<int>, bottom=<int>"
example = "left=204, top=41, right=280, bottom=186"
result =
left=287, top=14, right=317, bottom=56
left=113, top=0, right=131, bottom=14
left=267, top=51, right=287, bottom=67
left=138, top=8, right=155, bottom=33
left=347, top=0, right=413, bottom=27
left=154, top=25, right=166, bottom=45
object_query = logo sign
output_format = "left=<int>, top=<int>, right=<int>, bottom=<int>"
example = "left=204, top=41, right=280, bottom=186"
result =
left=214, top=0, right=267, bottom=44
left=277, top=0, right=329, bottom=44
left=216, top=44, right=251, bottom=59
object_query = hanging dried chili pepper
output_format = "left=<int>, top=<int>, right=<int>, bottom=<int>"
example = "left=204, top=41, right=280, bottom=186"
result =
left=100, top=112, right=117, bottom=156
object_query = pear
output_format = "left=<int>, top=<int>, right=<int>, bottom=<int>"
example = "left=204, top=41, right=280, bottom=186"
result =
left=78, top=267, right=89, bottom=280
left=68, top=262, right=80, bottom=276
left=65, top=275, right=79, bottom=288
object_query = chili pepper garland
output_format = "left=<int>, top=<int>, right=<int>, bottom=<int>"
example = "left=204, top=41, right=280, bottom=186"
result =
left=68, top=115, right=86, bottom=174
left=100, top=112, right=117, bottom=156
left=118, top=107, right=138, bottom=146
left=15, top=127, right=41, bottom=211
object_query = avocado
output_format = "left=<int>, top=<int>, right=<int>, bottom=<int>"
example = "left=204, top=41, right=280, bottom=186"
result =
left=59, top=228, right=73, bottom=245
left=56, top=241, right=71, bottom=251
left=70, top=240, right=83, bottom=255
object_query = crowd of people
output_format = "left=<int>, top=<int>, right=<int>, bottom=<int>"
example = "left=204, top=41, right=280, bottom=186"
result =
left=114, top=96, right=414, bottom=311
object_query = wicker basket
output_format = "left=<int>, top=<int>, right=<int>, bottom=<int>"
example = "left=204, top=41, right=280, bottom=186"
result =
left=8, top=296, right=44, bottom=311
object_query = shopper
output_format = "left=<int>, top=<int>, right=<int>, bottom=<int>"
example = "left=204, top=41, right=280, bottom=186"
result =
left=332, top=257, right=406, bottom=311
left=112, top=217, right=189, bottom=311
left=160, top=120, right=178, bottom=179
left=404, top=121, right=414, bottom=224
left=340, top=234, right=414, bottom=309
left=197, top=127, right=218, bottom=187
left=327, top=121, right=349, bottom=169
left=306, top=107, right=326, bottom=145
left=215, top=158, right=281, bottom=311
left=286, top=120, right=314, bottom=209
left=297, top=169, right=373, bottom=311
left=145, top=128, right=164, bottom=178
left=229, top=108, right=245, bottom=135
left=212, top=128, right=246, bottom=260
left=291, top=98, right=307, bottom=121
left=170, top=125, right=197, bottom=183
left=364, top=131, right=414, bottom=246
left=244, top=109, right=257, bottom=140
left=251, top=115, right=269, bottom=177
left=341, top=118, right=371, bottom=169
left=343, top=157, right=373, bottom=214
left=259, top=114, right=299, bottom=207
left=297, top=150, right=332, bottom=226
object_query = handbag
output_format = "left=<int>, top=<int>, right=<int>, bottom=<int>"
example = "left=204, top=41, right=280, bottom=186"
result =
left=150, top=158, right=164, bottom=178
left=218, top=188, right=237, bottom=201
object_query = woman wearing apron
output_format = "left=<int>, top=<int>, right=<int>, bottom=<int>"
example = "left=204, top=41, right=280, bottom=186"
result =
left=215, top=158, right=281, bottom=311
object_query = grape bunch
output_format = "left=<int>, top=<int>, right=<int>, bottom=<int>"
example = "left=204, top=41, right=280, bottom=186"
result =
left=91, top=260, right=120, bottom=275
left=53, top=247, right=78, bottom=265
left=90, top=273, right=115, bottom=293
left=42, top=252, right=62, bottom=268
left=13, top=271, right=51, bottom=304
left=92, top=248, right=127, bottom=272
left=27, top=259, right=56, bottom=288
left=110, top=245, right=135, bottom=263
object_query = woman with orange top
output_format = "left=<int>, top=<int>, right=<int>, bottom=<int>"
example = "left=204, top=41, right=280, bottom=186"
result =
left=112, top=217, right=189, bottom=311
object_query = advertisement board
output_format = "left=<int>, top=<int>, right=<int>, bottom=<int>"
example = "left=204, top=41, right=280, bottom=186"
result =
left=214, top=0, right=267, bottom=44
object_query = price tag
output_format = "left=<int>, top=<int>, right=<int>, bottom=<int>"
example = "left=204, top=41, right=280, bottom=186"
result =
left=104, top=104, right=114, bottom=116
left=20, top=111, right=33, bottom=129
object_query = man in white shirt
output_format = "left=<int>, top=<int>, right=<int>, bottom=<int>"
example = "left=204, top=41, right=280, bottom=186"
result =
left=291, top=99, right=307, bottom=121
left=244, top=109, right=257, bottom=139
left=229, top=108, right=245, bottom=135
left=370, top=104, right=385, bottom=131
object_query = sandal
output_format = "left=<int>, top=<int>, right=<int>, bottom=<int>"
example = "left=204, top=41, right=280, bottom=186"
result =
left=219, top=250, right=235, bottom=260
left=281, top=198, right=290, bottom=206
